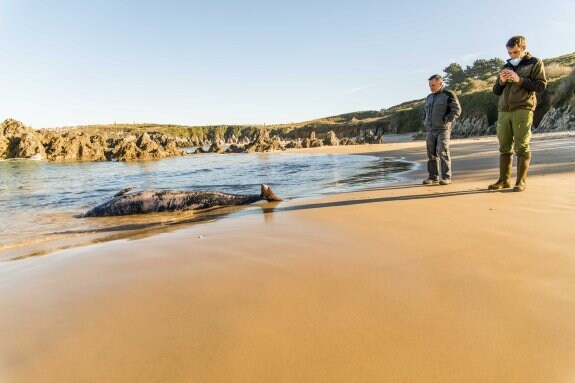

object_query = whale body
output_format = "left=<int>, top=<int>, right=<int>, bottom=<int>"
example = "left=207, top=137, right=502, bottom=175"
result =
left=82, top=184, right=282, bottom=217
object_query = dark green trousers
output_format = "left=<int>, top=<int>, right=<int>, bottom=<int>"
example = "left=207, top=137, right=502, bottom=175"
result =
left=496, top=109, right=533, bottom=156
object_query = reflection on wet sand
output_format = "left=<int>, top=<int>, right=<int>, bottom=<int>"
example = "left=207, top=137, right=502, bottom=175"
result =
left=8, top=202, right=283, bottom=261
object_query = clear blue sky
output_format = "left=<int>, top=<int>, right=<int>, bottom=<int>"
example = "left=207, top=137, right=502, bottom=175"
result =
left=1, top=0, right=574, bottom=128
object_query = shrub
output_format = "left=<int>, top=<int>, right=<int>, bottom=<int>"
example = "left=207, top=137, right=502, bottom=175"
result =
left=545, top=63, right=573, bottom=80
left=461, top=78, right=489, bottom=93
left=552, top=67, right=575, bottom=107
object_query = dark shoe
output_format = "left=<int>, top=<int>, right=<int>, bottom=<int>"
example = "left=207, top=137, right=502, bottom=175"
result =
left=513, top=155, right=531, bottom=192
left=439, top=179, right=451, bottom=185
left=488, top=154, right=513, bottom=190
left=423, top=178, right=439, bottom=185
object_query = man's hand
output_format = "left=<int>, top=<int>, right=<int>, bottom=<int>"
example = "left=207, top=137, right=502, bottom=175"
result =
left=500, top=69, right=519, bottom=84
left=506, top=70, right=520, bottom=82
left=499, top=69, right=510, bottom=84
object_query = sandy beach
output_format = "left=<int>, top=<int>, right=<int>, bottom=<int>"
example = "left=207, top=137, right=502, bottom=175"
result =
left=1, top=133, right=575, bottom=383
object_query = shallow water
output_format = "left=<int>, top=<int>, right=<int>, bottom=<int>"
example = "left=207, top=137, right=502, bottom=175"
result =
left=0, top=152, right=414, bottom=260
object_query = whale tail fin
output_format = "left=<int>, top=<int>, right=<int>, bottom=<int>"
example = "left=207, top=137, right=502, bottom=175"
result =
left=261, top=184, right=282, bottom=202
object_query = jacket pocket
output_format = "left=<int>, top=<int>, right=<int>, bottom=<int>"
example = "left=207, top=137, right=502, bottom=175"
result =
left=432, top=99, right=447, bottom=128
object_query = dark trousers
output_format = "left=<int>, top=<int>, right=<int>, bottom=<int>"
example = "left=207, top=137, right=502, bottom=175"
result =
left=426, top=129, right=451, bottom=180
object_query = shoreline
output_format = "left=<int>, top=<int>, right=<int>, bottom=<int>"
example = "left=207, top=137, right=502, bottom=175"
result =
left=1, top=132, right=575, bottom=382
left=0, top=146, right=415, bottom=261
left=2, top=130, right=574, bottom=261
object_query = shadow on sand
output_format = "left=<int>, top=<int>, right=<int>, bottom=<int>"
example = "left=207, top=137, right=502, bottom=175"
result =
left=260, top=185, right=494, bottom=215
left=11, top=184, right=504, bottom=261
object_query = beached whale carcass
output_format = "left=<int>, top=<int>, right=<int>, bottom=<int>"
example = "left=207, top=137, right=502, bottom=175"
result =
left=82, top=184, right=282, bottom=217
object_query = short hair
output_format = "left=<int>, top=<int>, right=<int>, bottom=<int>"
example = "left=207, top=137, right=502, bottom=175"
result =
left=428, top=74, right=443, bottom=82
left=506, top=35, right=526, bottom=48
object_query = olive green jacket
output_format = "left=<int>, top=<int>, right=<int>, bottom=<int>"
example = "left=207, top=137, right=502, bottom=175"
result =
left=493, top=52, right=547, bottom=112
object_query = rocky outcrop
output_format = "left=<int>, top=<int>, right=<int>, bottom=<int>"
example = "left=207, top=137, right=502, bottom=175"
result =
left=285, top=139, right=303, bottom=149
left=1, top=119, right=46, bottom=159
left=355, top=130, right=382, bottom=144
left=243, top=129, right=285, bottom=153
left=451, top=115, right=495, bottom=138
left=535, top=106, right=575, bottom=132
left=0, top=119, right=185, bottom=161
left=207, top=142, right=226, bottom=154
left=412, top=115, right=495, bottom=141
left=225, top=144, right=246, bottom=153
left=356, top=135, right=382, bottom=144
left=323, top=131, right=339, bottom=146
left=302, top=132, right=323, bottom=148
left=164, top=141, right=183, bottom=157
left=147, top=131, right=190, bottom=149
left=109, top=132, right=184, bottom=161
left=339, top=138, right=358, bottom=145
left=42, top=131, right=107, bottom=161
left=10, top=131, right=46, bottom=159
left=0, top=135, right=6, bottom=157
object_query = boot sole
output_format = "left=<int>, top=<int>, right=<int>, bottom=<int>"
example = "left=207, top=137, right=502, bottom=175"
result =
left=488, top=184, right=511, bottom=190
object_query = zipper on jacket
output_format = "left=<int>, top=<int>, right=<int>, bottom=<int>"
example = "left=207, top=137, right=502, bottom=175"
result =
left=505, top=64, right=517, bottom=111
left=430, top=93, right=436, bottom=124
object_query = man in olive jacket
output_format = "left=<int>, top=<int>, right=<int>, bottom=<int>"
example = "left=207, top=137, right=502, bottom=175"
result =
left=489, top=35, right=547, bottom=192
left=422, top=74, right=461, bottom=185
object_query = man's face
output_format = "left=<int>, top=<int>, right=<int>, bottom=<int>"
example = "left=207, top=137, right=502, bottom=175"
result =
left=428, top=79, right=442, bottom=93
left=507, top=45, right=526, bottom=59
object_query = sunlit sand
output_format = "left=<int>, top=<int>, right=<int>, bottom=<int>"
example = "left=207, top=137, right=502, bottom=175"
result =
left=1, top=133, right=574, bottom=382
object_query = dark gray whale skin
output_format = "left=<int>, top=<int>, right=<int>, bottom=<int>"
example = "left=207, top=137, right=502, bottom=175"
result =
left=82, top=184, right=281, bottom=217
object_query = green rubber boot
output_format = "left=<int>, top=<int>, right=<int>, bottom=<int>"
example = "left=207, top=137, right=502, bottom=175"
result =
left=513, top=155, right=531, bottom=192
left=488, top=154, right=512, bottom=190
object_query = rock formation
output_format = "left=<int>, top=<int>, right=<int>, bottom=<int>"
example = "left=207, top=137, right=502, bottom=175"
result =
left=535, top=106, right=575, bottom=132
left=109, top=132, right=184, bottom=161
left=339, top=138, right=357, bottom=145
left=285, top=139, right=303, bottom=149
left=355, top=130, right=382, bottom=144
left=225, top=144, right=246, bottom=153
left=42, top=131, right=107, bottom=161
left=0, top=119, right=46, bottom=159
left=207, top=141, right=226, bottom=154
left=451, top=115, right=495, bottom=138
left=301, top=132, right=323, bottom=148
left=243, top=129, right=285, bottom=153
left=413, top=115, right=496, bottom=140
left=0, top=119, right=184, bottom=161
left=323, top=131, right=339, bottom=146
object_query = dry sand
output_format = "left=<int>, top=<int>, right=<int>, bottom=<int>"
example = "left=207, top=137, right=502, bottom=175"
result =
left=1, top=133, right=575, bottom=383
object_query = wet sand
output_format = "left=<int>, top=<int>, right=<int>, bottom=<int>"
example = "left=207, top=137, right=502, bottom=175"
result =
left=1, top=134, right=575, bottom=382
